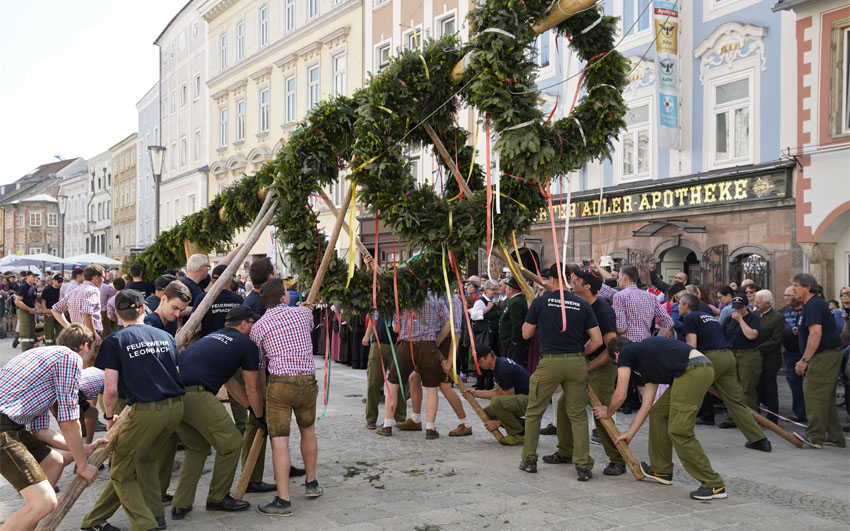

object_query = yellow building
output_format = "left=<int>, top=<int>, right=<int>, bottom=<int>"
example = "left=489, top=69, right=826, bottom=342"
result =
left=200, top=0, right=363, bottom=270
left=110, top=133, right=138, bottom=263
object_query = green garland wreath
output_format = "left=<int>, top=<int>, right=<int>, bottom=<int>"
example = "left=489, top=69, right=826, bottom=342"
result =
left=127, top=1, right=628, bottom=317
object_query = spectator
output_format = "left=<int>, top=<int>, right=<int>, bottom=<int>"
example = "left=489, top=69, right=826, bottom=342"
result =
left=15, top=271, right=39, bottom=352
left=99, top=277, right=117, bottom=337
left=41, top=275, right=63, bottom=345
left=779, top=287, right=806, bottom=422
left=648, top=261, right=687, bottom=297
left=722, top=295, right=760, bottom=422
left=754, top=290, right=783, bottom=423
left=106, top=277, right=125, bottom=330
left=716, top=286, right=735, bottom=326
left=125, top=263, right=155, bottom=297
left=612, top=265, right=674, bottom=342
left=145, top=274, right=177, bottom=312
left=60, top=268, right=83, bottom=299
left=52, top=265, right=106, bottom=360
left=744, top=284, right=761, bottom=310
left=499, top=277, right=530, bottom=366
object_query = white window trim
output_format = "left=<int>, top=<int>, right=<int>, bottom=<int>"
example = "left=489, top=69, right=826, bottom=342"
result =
left=186, top=192, right=197, bottom=215
left=193, top=128, right=202, bottom=161
left=29, top=212, right=43, bottom=227
left=259, top=5, right=269, bottom=48
left=703, top=0, right=761, bottom=23
left=258, top=85, right=271, bottom=133
left=219, top=32, right=228, bottom=71
left=236, top=20, right=245, bottom=61
left=375, top=39, right=391, bottom=72
left=219, top=105, right=229, bottom=148
left=615, top=0, right=654, bottom=49
left=435, top=10, right=458, bottom=38
left=843, top=26, right=850, bottom=135
left=614, top=92, right=655, bottom=185
left=180, top=136, right=188, bottom=167
left=284, top=73, right=297, bottom=123
left=47, top=212, right=58, bottom=227
left=306, top=61, right=321, bottom=109
left=307, top=0, right=319, bottom=20
left=193, top=73, right=201, bottom=101
left=535, top=31, right=555, bottom=80
left=403, top=26, right=423, bottom=52
left=236, top=98, right=246, bottom=141
left=703, top=57, right=760, bottom=171
left=285, top=0, right=295, bottom=33
left=330, top=46, right=348, bottom=97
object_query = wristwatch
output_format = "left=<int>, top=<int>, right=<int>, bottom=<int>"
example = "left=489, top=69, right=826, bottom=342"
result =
left=799, top=358, right=809, bottom=364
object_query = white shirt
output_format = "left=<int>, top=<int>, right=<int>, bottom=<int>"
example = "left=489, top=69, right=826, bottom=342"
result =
left=470, top=295, right=492, bottom=321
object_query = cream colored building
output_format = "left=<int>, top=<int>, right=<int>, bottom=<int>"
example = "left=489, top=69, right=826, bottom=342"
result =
left=110, top=133, right=138, bottom=263
left=200, top=0, right=363, bottom=269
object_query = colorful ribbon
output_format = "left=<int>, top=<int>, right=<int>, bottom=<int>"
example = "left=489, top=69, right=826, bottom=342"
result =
left=440, top=244, right=458, bottom=383
left=544, top=181, right=567, bottom=332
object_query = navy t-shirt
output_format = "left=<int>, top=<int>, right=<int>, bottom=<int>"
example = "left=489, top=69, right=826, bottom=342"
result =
left=682, top=311, right=731, bottom=351
left=617, top=336, right=692, bottom=385
left=586, top=298, right=616, bottom=359
left=180, top=277, right=204, bottom=307
left=144, top=310, right=178, bottom=337
left=126, top=281, right=155, bottom=298
left=244, top=291, right=266, bottom=317
left=493, top=357, right=530, bottom=395
left=178, top=327, right=260, bottom=394
left=95, top=324, right=184, bottom=404
left=16, top=282, right=36, bottom=308
left=526, top=290, right=599, bottom=354
left=724, top=311, right=760, bottom=349
left=41, top=285, right=61, bottom=309
left=799, top=296, right=843, bottom=353
left=145, top=293, right=160, bottom=312
left=779, top=306, right=801, bottom=354
left=370, top=311, right=397, bottom=345
left=193, top=290, right=244, bottom=337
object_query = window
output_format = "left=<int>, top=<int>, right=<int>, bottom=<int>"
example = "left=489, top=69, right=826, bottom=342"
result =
left=29, top=212, right=42, bottom=227
left=285, top=0, right=295, bottom=32
left=164, top=201, right=171, bottom=229
left=308, top=65, right=320, bottom=108
left=170, top=141, right=177, bottom=169
left=219, top=32, right=227, bottom=71
left=536, top=31, right=551, bottom=68
left=193, top=129, right=201, bottom=161
left=180, top=83, right=187, bottom=106
left=170, top=90, right=176, bottom=113
left=47, top=212, right=58, bottom=227
left=163, top=95, right=168, bottom=115
left=842, top=27, right=850, bottom=134
left=711, top=75, right=751, bottom=165
left=376, top=43, right=390, bottom=70
left=405, top=28, right=422, bottom=51
left=259, top=87, right=270, bottom=132
left=408, top=154, right=421, bottom=185
left=622, top=0, right=651, bottom=39
left=331, top=176, right=345, bottom=206
left=187, top=193, right=196, bottom=215
left=219, top=107, right=228, bottom=147
left=621, top=103, right=651, bottom=180
left=236, top=99, right=246, bottom=141
left=29, top=247, right=42, bottom=255
left=439, top=15, right=456, bottom=37
left=194, top=74, right=201, bottom=99
left=174, top=198, right=181, bottom=224
left=259, top=6, right=269, bottom=47
left=308, top=0, right=318, bottom=19
left=285, top=75, right=296, bottom=123
left=236, top=21, right=245, bottom=61
left=180, top=136, right=187, bottom=166
left=332, top=54, right=346, bottom=96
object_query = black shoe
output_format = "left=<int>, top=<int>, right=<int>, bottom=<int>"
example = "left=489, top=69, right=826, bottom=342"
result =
left=12, top=337, right=19, bottom=348
left=161, top=493, right=173, bottom=504
left=718, top=421, right=736, bottom=429
left=745, top=438, right=772, bottom=453
left=793, top=432, right=822, bottom=449
left=155, top=515, right=167, bottom=530
left=206, top=494, right=250, bottom=512
left=539, top=423, right=557, bottom=435
left=603, top=462, right=626, bottom=476
left=246, top=481, right=277, bottom=493
left=289, top=465, right=306, bottom=477
left=690, top=486, right=727, bottom=500
left=576, top=466, right=592, bottom=482
left=519, top=459, right=537, bottom=473
left=639, top=461, right=672, bottom=485
left=305, top=479, right=324, bottom=497
left=95, top=420, right=108, bottom=432
left=257, top=496, right=292, bottom=516
left=590, top=428, right=601, bottom=444
left=82, top=523, right=121, bottom=531
left=541, top=452, right=572, bottom=464
left=171, top=506, right=193, bottom=520
left=695, top=417, right=715, bottom=426
left=619, top=406, right=633, bottom=414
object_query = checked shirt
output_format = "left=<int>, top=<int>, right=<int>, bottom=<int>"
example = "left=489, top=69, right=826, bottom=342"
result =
left=250, top=305, right=315, bottom=375
left=394, top=292, right=450, bottom=342
left=613, top=284, right=674, bottom=342
left=79, top=367, right=105, bottom=400
left=0, top=346, right=82, bottom=432
left=53, top=281, right=103, bottom=333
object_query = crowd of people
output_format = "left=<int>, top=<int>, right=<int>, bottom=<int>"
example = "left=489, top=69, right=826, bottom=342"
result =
left=1, top=248, right=848, bottom=529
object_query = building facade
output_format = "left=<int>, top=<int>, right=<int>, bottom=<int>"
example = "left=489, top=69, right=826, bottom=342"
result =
left=201, top=0, right=363, bottom=267
left=58, top=162, right=91, bottom=258
left=111, top=133, right=138, bottom=262
left=136, top=83, right=160, bottom=247
left=85, top=151, right=113, bottom=256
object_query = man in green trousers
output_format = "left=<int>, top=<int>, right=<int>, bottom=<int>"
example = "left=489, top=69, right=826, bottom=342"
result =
left=722, top=295, right=761, bottom=424
left=362, top=310, right=406, bottom=429
left=81, top=290, right=185, bottom=531
left=14, top=271, right=38, bottom=352
left=595, top=335, right=727, bottom=500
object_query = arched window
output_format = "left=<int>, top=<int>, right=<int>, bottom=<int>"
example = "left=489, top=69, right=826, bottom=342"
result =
left=728, top=245, right=772, bottom=290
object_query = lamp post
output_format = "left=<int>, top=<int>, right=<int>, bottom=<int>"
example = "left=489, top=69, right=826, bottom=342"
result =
left=57, top=195, right=68, bottom=259
left=148, top=145, right=166, bottom=238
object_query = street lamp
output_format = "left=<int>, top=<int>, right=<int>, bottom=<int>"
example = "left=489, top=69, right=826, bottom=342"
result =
left=57, top=195, right=68, bottom=258
left=148, top=145, right=166, bottom=238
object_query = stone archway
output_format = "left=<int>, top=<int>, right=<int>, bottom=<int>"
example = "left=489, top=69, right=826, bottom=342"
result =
left=654, top=237, right=702, bottom=287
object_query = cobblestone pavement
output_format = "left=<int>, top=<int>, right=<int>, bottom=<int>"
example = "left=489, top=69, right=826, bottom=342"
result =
left=1, top=337, right=848, bottom=530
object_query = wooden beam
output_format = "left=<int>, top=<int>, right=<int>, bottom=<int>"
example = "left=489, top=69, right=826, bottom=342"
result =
left=707, top=387, right=803, bottom=448
left=587, top=387, right=645, bottom=480
left=455, top=379, right=503, bottom=442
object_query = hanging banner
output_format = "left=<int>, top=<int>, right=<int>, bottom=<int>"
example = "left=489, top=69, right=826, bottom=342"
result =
left=655, top=1, right=679, bottom=149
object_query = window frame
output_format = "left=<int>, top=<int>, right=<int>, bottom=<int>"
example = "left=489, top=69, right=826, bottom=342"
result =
left=284, top=74, right=297, bottom=123
left=706, top=67, right=756, bottom=169
left=47, top=212, right=58, bottom=227
left=219, top=32, right=228, bottom=71
left=307, top=63, right=320, bottom=109
left=193, top=74, right=201, bottom=100
left=258, top=86, right=270, bottom=133
left=331, top=51, right=346, bottom=97
left=375, top=40, right=391, bottom=71
left=193, top=129, right=202, bottom=161
left=180, top=136, right=187, bottom=167
left=236, top=98, right=246, bottom=141
left=840, top=25, right=850, bottom=135
left=617, top=0, right=653, bottom=45
left=29, top=212, right=43, bottom=227
left=403, top=26, right=423, bottom=52
left=285, top=0, right=295, bottom=32
left=308, top=0, right=319, bottom=19
left=616, top=97, right=654, bottom=183
left=436, top=12, right=457, bottom=38
left=236, top=20, right=245, bottom=61
left=219, top=106, right=229, bottom=148
left=259, top=5, right=269, bottom=48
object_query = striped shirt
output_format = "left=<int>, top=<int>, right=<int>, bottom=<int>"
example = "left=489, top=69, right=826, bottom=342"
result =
left=53, top=281, right=103, bottom=333
left=0, top=346, right=82, bottom=432
left=250, top=305, right=315, bottom=375
left=395, top=293, right=450, bottom=342
left=79, top=367, right=105, bottom=400
left=613, top=285, right=675, bottom=342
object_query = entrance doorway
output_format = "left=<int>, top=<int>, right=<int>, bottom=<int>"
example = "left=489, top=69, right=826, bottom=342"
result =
left=658, top=246, right=700, bottom=287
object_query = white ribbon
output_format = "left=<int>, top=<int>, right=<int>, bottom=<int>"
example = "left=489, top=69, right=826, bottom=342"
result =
left=561, top=175, right=572, bottom=267
left=503, top=120, right=535, bottom=132
left=480, top=27, right=516, bottom=39
left=581, top=15, right=603, bottom=34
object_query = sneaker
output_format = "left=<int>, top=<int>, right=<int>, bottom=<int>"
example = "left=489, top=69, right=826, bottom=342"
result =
left=793, top=432, right=822, bottom=449
left=305, top=480, right=324, bottom=498
left=518, top=459, right=537, bottom=473
left=576, top=466, right=592, bottom=482
left=590, top=429, right=601, bottom=445
left=95, top=420, right=108, bottom=432
left=640, top=462, right=672, bottom=485
left=258, top=496, right=293, bottom=517
left=744, top=438, right=772, bottom=453
left=690, top=486, right=727, bottom=500
left=539, top=423, right=557, bottom=435
left=541, top=452, right=572, bottom=464
left=449, top=424, right=472, bottom=437
left=365, top=421, right=377, bottom=430
left=425, top=429, right=440, bottom=440
left=375, top=425, right=392, bottom=437
left=396, top=418, right=422, bottom=431
left=718, top=421, right=736, bottom=429
left=498, top=434, right=524, bottom=446
left=603, top=462, right=626, bottom=476
left=82, top=523, right=122, bottom=531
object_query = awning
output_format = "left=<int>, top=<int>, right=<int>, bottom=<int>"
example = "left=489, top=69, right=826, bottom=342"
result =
left=632, top=219, right=706, bottom=237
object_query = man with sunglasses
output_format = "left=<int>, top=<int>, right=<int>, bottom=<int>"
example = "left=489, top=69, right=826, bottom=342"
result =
left=181, top=245, right=243, bottom=316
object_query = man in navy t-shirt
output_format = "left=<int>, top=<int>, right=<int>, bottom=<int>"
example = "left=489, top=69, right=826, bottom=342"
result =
left=465, top=345, right=530, bottom=446
left=170, top=305, right=265, bottom=518
left=144, top=281, right=191, bottom=338
left=145, top=274, right=177, bottom=312
left=125, top=263, right=156, bottom=298
left=244, top=257, right=275, bottom=317
left=724, top=295, right=761, bottom=411
left=192, top=272, right=244, bottom=338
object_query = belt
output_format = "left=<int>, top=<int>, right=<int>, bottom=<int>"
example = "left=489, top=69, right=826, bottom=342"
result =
left=733, top=348, right=759, bottom=354
left=269, top=374, right=315, bottom=382
left=704, top=348, right=732, bottom=354
left=686, top=355, right=712, bottom=370
left=133, top=396, right=183, bottom=410
left=185, top=385, right=212, bottom=394
left=540, top=352, right=584, bottom=358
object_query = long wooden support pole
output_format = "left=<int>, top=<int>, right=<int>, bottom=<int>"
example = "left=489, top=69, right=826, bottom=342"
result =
left=587, top=387, right=645, bottom=480
left=707, top=387, right=803, bottom=448
left=455, top=379, right=503, bottom=442
left=37, top=406, right=132, bottom=531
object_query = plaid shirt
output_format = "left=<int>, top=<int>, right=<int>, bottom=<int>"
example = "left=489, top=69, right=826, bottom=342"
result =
left=79, top=367, right=105, bottom=400
left=250, top=305, right=315, bottom=375
left=613, top=284, right=675, bottom=342
left=59, top=279, right=79, bottom=299
left=395, top=293, right=450, bottom=342
left=0, top=346, right=82, bottom=432
left=597, top=283, right=615, bottom=303
left=53, top=281, right=103, bottom=333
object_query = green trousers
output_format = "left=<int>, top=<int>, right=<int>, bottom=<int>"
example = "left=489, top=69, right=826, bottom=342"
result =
left=556, top=362, right=622, bottom=465
left=229, top=368, right=248, bottom=434
left=366, top=342, right=407, bottom=423
left=16, top=309, right=35, bottom=352
left=734, top=348, right=761, bottom=410
left=803, top=347, right=845, bottom=447
left=83, top=398, right=184, bottom=531
left=173, top=388, right=243, bottom=508
left=704, top=349, right=765, bottom=443
left=484, top=394, right=528, bottom=436
left=521, top=355, right=592, bottom=468
left=43, top=315, right=60, bottom=345
left=648, top=363, right=723, bottom=489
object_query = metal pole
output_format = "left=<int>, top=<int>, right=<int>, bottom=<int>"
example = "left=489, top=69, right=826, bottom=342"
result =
left=154, top=174, right=161, bottom=238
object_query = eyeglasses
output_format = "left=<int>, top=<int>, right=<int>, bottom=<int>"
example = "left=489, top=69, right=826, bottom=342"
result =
left=746, top=290, right=756, bottom=294
left=841, top=291, right=850, bottom=296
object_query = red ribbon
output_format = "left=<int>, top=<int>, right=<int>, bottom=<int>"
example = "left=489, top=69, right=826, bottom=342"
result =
left=372, top=212, right=379, bottom=309
left=544, top=181, right=567, bottom=332
left=485, top=116, right=492, bottom=273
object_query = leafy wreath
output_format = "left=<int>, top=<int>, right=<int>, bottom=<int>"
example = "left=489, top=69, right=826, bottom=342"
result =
left=128, top=0, right=628, bottom=318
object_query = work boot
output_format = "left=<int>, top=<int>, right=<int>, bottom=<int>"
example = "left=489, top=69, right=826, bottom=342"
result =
left=448, top=424, right=472, bottom=437
left=397, top=418, right=422, bottom=431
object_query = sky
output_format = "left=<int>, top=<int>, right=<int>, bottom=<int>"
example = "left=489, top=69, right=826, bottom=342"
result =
left=0, top=0, right=185, bottom=185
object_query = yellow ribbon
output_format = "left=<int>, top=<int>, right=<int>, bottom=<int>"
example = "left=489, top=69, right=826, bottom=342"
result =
left=441, top=245, right=458, bottom=383
left=511, top=230, right=522, bottom=265
left=345, top=184, right=356, bottom=288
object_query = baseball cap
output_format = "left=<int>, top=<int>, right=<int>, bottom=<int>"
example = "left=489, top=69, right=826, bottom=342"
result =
left=573, top=268, right=602, bottom=293
left=155, top=274, right=177, bottom=291
left=52, top=274, right=64, bottom=282
left=731, top=295, right=747, bottom=309
left=225, top=304, right=261, bottom=324
left=211, top=264, right=228, bottom=279
left=115, top=289, right=145, bottom=311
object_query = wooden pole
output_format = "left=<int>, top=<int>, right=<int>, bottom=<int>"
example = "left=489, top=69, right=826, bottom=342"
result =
left=37, top=406, right=132, bottom=531
left=587, top=387, right=645, bottom=480
left=318, top=194, right=378, bottom=271
left=497, top=240, right=536, bottom=303
left=455, top=379, right=503, bottom=442
left=707, top=388, right=803, bottom=448
left=232, top=426, right=267, bottom=500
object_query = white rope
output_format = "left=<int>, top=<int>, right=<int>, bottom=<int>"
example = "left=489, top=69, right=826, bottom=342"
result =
left=503, top=120, right=535, bottom=132
left=570, top=116, right=586, bottom=149
left=481, top=28, right=516, bottom=39
left=581, top=15, right=603, bottom=34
